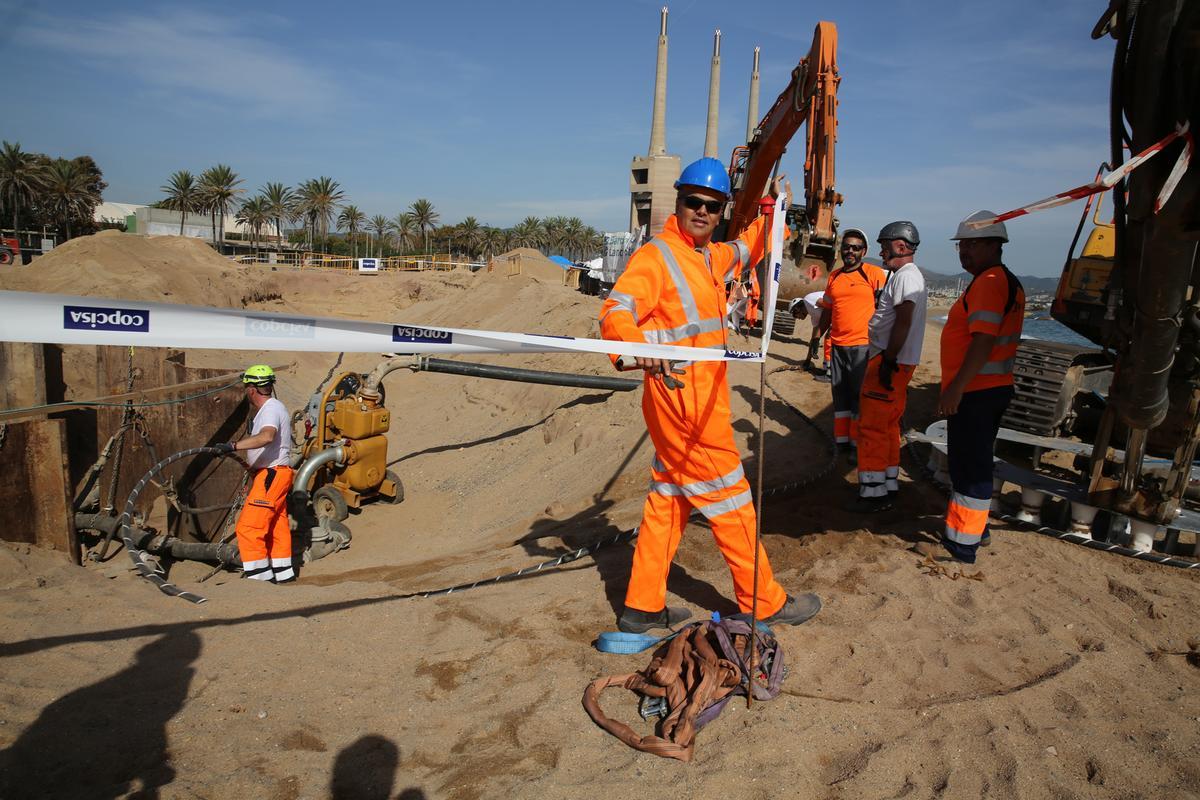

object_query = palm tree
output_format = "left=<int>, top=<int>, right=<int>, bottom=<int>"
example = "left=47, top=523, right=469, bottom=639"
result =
left=392, top=212, right=417, bottom=253
left=198, top=165, right=243, bottom=251
left=457, top=216, right=481, bottom=259
left=367, top=214, right=391, bottom=257
left=296, top=177, right=344, bottom=251
left=159, top=170, right=199, bottom=235
left=42, top=159, right=91, bottom=241
left=479, top=227, right=505, bottom=262
left=236, top=196, right=271, bottom=256
left=511, top=216, right=542, bottom=249
left=260, top=182, right=294, bottom=247
left=337, top=204, right=366, bottom=259
left=408, top=198, right=438, bottom=254
left=0, top=141, right=48, bottom=245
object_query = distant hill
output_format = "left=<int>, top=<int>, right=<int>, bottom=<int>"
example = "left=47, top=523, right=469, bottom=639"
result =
left=919, top=268, right=1060, bottom=294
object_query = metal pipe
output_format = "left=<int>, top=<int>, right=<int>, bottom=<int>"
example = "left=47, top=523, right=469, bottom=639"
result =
left=416, top=357, right=640, bottom=392
left=1119, top=427, right=1149, bottom=498
left=292, top=445, right=347, bottom=503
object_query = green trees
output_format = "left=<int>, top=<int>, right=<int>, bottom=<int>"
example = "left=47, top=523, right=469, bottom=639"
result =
left=260, top=182, right=295, bottom=246
left=367, top=215, right=391, bottom=257
left=42, top=159, right=92, bottom=241
left=235, top=196, right=271, bottom=254
left=160, top=170, right=199, bottom=235
left=296, top=177, right=344, bottom=250
left=0, top=141, right=50, bottom=242
left=197, top=165, right=243, bottom=250
left=154, top=165, right=606, bottom=265
left=337, top=204, right=365, bottom=258
left=408, top=198, right=438, bottom=254
left=0, top=142, right=105, bottom=250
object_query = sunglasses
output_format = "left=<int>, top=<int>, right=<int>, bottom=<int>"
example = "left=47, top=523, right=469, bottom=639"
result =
left=681, top=195, right=726, bottom=214
left=840, top=243, right=866, bottom=252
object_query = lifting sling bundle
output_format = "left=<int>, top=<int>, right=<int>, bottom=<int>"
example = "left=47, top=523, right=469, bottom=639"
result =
left=582, top=618, right=785, bottom=762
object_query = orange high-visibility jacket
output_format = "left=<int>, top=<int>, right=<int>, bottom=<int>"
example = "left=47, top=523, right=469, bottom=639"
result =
left=600, top=214, right=766, bottom=358
left=940, top=265, right=1025, bottom=393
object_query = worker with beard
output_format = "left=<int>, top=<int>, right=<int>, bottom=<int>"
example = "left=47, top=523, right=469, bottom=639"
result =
left=599, top=157, right=821, bottom=633
left=856, top=222, right=927, bottom=511
left=815, top=228, right=887, bottom=458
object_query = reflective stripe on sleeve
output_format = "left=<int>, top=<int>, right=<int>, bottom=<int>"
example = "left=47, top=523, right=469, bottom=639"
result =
left=978, top=357, right=1016, bottom=375
left=967, top=310, right=1003, bottom=326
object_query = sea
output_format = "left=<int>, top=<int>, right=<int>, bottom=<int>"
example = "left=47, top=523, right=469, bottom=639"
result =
left=934, top=314, right=1096, bottom=349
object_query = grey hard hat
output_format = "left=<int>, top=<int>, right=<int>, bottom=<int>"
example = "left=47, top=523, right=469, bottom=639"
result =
left=877, top=221, right=920, bottom=247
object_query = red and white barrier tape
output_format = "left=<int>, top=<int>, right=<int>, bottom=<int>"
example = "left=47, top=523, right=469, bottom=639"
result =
left=968, top=121, right=1194, bottom=229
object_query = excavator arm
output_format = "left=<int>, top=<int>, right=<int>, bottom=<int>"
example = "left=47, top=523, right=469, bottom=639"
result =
left=723, top=21, right=842, bottom=330
left=726, top=21, right=841, bottom=245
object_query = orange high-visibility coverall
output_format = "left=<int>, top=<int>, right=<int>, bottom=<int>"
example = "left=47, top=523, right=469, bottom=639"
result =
left=599, top=214, right=787, bottom=619
left=235, top=466, right=295, bottom=581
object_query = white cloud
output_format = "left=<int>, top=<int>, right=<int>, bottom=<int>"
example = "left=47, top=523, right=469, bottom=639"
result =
left=24, top=9, right=342, bottom=116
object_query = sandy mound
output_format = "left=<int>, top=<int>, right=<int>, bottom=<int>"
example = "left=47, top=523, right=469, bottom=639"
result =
left=488, top=247, right=570, bottom=283
left=0, top=231, right=280, bottom=308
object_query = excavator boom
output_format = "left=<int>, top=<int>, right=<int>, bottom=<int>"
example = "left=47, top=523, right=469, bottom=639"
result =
left=726, top=20, right=841, bottom=244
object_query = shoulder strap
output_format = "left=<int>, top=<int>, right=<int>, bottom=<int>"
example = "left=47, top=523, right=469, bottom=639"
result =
left=962, top=265, right=1022, bottom=317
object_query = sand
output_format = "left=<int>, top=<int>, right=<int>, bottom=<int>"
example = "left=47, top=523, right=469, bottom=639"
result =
left=0, top=232, right=1198, bottom=798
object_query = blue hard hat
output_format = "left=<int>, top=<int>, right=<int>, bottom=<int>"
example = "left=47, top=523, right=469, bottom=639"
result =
left=674, top=157, right=731, bottom=197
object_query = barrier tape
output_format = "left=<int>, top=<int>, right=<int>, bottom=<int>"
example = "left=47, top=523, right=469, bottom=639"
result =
left=968, top=122, right=1193, bottom=228
left=0, top=199, right=788, bottom=367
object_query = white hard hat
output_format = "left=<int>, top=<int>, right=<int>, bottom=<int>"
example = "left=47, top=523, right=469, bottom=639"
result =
left=951, top=210, right=1008, bottom=242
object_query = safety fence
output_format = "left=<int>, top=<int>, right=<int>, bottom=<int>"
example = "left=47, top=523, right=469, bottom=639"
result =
left=229, top=252, right=485, bottom=273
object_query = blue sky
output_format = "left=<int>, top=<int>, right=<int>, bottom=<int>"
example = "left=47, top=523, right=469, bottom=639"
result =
left=3, top=0, right=1112, bottom=276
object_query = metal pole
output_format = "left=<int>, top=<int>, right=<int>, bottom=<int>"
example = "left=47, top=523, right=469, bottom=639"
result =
left=746, top=165, right=780, bottom=709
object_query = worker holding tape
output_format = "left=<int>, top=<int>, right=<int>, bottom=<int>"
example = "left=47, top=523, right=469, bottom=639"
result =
left=213, top=365, right=296, bottom=583
left=599, top=156, right=822, bottom=633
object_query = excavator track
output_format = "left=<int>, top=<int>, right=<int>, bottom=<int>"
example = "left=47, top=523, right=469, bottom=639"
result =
left=1002, top=339, right=1112, bottom=438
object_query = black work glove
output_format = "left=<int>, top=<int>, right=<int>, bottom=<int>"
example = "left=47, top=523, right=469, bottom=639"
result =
left=878, top=357, right=897, bottom=392
left=213, top=442, right=236, bottom=455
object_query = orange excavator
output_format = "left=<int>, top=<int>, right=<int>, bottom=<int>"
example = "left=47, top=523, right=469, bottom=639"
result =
left=723, top=20, right=841, bottom=335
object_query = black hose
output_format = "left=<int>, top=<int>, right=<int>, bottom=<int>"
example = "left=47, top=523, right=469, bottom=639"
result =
left=75, top=512, right=242, bottom=565
left=117, top=446, right=248, bottom=604
left=417, top=357, right=639, bottom=392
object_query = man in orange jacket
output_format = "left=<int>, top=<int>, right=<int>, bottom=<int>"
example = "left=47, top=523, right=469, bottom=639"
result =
left=599, top=157, right=821, bottom=633
left=937, top=211, right=1024, bottom=563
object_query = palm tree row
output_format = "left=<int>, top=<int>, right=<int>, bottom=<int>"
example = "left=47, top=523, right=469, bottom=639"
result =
left=159, top=166, right=606, bottom=262
left=0, top=141, right=106, bottom=245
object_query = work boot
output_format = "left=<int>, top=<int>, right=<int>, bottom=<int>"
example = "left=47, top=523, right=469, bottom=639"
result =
left=979, top=531, right=992, bottom=547
left=853, top=494, right=893, bottom=514
left=813, top=372, right=831, bottom=384
left=764, top=593, right=822, bottom=626
left=617, top=606, right=692, bottom=634
left=943, top=538, right=978, bottom=564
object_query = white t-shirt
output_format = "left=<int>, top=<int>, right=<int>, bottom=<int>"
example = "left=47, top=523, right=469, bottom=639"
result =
left=788, top=291, right=826, bottom=329
left=867, top=261, right=927, bottom=365
left=245, top=396, right=293, bottom=469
